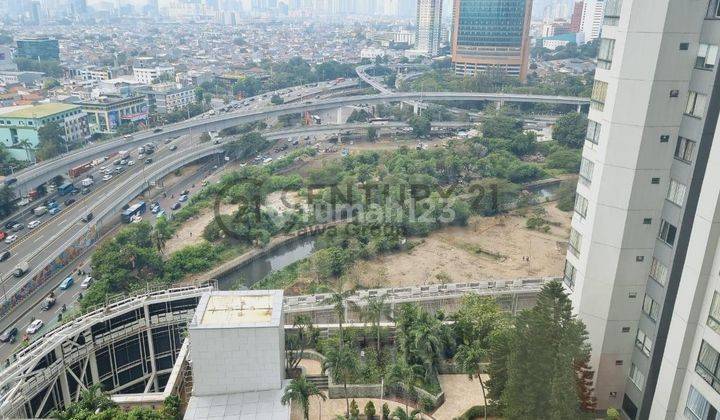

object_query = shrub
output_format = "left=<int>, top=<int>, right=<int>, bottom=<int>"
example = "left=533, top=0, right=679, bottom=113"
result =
left=364, top=401, right=376, bottom=419
left=382, top=403, right=390, bottom=420
left=350, top=399, right=360, bottom=419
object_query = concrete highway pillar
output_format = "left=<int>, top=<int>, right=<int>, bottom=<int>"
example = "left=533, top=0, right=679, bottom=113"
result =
left=576, top=103, right=582, bottom=113
left=336, top=108, right=343, bottom=124
left=495, top=101, right=503, bottom=110
left=413, top=103, right=419, bottom=115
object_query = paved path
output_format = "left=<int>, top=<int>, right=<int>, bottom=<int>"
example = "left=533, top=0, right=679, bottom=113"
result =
left=431, top=374, right=489, bottom=420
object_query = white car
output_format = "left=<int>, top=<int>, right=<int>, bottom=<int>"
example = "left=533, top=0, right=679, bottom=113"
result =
left=28, top=220, right=41, bottom=229
left=102, top=174, right=113, bottom=181
left=4, top=234, right=18, bottom=244
left=81, top=276, right=93, bottom=289
left=26, top=319, right=43, bottom=334
left=127, top=160, right=135, bottom=166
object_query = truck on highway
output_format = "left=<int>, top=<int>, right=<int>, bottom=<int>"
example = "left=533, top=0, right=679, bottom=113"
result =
left=81, top=178, right=94, bottom=188
left=68, top=163, right=92, bottom=178
left=58, top=182, right=75, bottom=196
left=33, top=206, right=48, bottom=216
left=13, top=261, right=29, bottom=277
left=119, top=150, right=129, bottom=159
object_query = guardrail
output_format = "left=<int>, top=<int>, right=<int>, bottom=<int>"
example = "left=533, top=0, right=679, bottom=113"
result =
left=284, top=277, right=557, bottom=312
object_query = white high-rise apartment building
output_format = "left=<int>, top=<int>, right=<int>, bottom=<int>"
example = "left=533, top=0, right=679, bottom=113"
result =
left=580, top=0, right=605, bottom=42
left=415, top=0, right=442, bottom=56
left=566, top=0, right=720, bottom=419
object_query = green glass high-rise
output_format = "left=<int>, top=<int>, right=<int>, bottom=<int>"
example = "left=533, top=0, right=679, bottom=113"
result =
left=15, top=37, right=60, bottom=61
left=451, top=0, right=532, bottom=81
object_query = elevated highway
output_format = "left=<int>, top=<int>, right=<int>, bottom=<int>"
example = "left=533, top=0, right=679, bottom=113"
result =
left=9, top=91, right=589, bottom=194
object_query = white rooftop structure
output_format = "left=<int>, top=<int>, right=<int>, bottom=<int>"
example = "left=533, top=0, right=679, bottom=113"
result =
left=186, top=290, right=287, bottom=419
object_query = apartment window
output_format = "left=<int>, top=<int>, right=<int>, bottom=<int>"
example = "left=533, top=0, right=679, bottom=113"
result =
left=697, top=341, right=720, bottom=393
left=563, top=260, right=576, bottom=289
left=597, top=38, right=615, bottom=70
left=635, top=328, right=653, bottom=356
left=675, top=137, right=696, bottom=163
left=622, top=327, right=631, bottom=333
left=604, top=0, right=622, bottom=25
left=629, top=363, right=645, bottom=390
left=667, top=179, right=688, bottom=206
left=697, top=44, right=719, bottom=70
left=569, top=228, right=582, bottom=256
left=684, top=386, right=717, bottom=420
left=643, top=218, right=652, bottom=225
left=686, top=91, right=708, bottom=118
left=579, top=158, right=595, bottom=182
left=591, top=81, right=609, bottom=111
left=708, top=292, right=720, bottom=334
left=642, top=294, right=660, bottom=322
left=659, top=219, right=678, bottom=246
left=574, top=194, right=589, bottom=218
left=680, top=43, right=690, bottom=51
left=586, top=120, right=601, bottom=144
left=652, top=178, right=661, bottom=185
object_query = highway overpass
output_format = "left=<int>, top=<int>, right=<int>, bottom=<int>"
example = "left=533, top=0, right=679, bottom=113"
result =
left=8, top=91, right=589, bottom=194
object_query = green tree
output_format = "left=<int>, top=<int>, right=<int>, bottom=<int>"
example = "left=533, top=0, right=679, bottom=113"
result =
left=408, top=115, right=431, bottom=138
left=545, top=149, right=582, bottom=173
left=323, top=287, right=353, bottom=347
left=552, top=113, right=588, bottom=148
left=350, top=399, right=360, bottom=419
left=364, top=401, right=377, bottom=419
left=502, top=281, right=590, bottom=420
left=280, top=375, right=326, bottom=420
left=322, top=345, right=359, bottom=418
left=152, top=216, right=173, bottom=254
left=36, top=122, right=66, bottom=160
left=286, top=314, right=315, bottom=371
left=200, top=132, right=211, bottom=143
left=484, top=326, right=513, bottom=416
left=555, top=179, right=578, bottom=212
left=0, top=186, right=16, bottom=218
left=51, top=384, right=117, bottom=419
left=360, top=295, right=392, bottom=363
left=482, top=114, right=523, bottom=139
left=271, top=94, right=285, bottom=105
left=367, top=126, right=378, bottom=142
left=385, top=359, right=422, bottom=414
left=452, top=296, right=507, bottom=420
left=469, top=178, right=520, bottom=216
left=17, top=138, right=34, bottom=162
left=390, top=406, right=422, bottom=420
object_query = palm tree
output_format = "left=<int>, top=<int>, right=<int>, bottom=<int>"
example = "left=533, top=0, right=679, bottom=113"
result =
left=323, top=287, right=353, bottom=348
left=385, top=359, right=422, bottom=414
left=390, top=406, right=422, bottom=420
left=455, top=341, right=489, bottom=420
left=409, top=313, right=444, bottom=383
left=17, top=139, right=34, bottom=163
left=280, top=375, right=326, bottom=420
left=360, top=295, right=392, bottom=362
left=322, top=345, right=358, bottom=418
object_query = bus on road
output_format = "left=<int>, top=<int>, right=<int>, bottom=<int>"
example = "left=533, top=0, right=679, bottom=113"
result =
left=58, top=183, right=75, bottom=196
left=121, top=201, right=146, bottom=223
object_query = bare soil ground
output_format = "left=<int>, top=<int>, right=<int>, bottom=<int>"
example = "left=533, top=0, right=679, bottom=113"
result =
left=351, top=203, right=571, bottom=289
left=163, top=203, right=235, bottom=255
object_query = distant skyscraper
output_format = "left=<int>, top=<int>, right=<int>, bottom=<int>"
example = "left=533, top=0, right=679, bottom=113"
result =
left=580, top=0, right=604, bottom=42
left=451, top=0, right=533, bottom=81
left=16, top=37, right=60, bottom=61
left=70, top=0, right=87, bottom=16
left=570, top=0, right=584, bottom=32
left=415, top=0, right=442, bottom=56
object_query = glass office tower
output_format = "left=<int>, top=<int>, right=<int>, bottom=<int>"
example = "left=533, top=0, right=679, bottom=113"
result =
left=451, top=0, right=532, bottom=81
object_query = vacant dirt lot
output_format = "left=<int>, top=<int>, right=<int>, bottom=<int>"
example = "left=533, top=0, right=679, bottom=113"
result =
left=350, top=203, right=571, bottom=289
